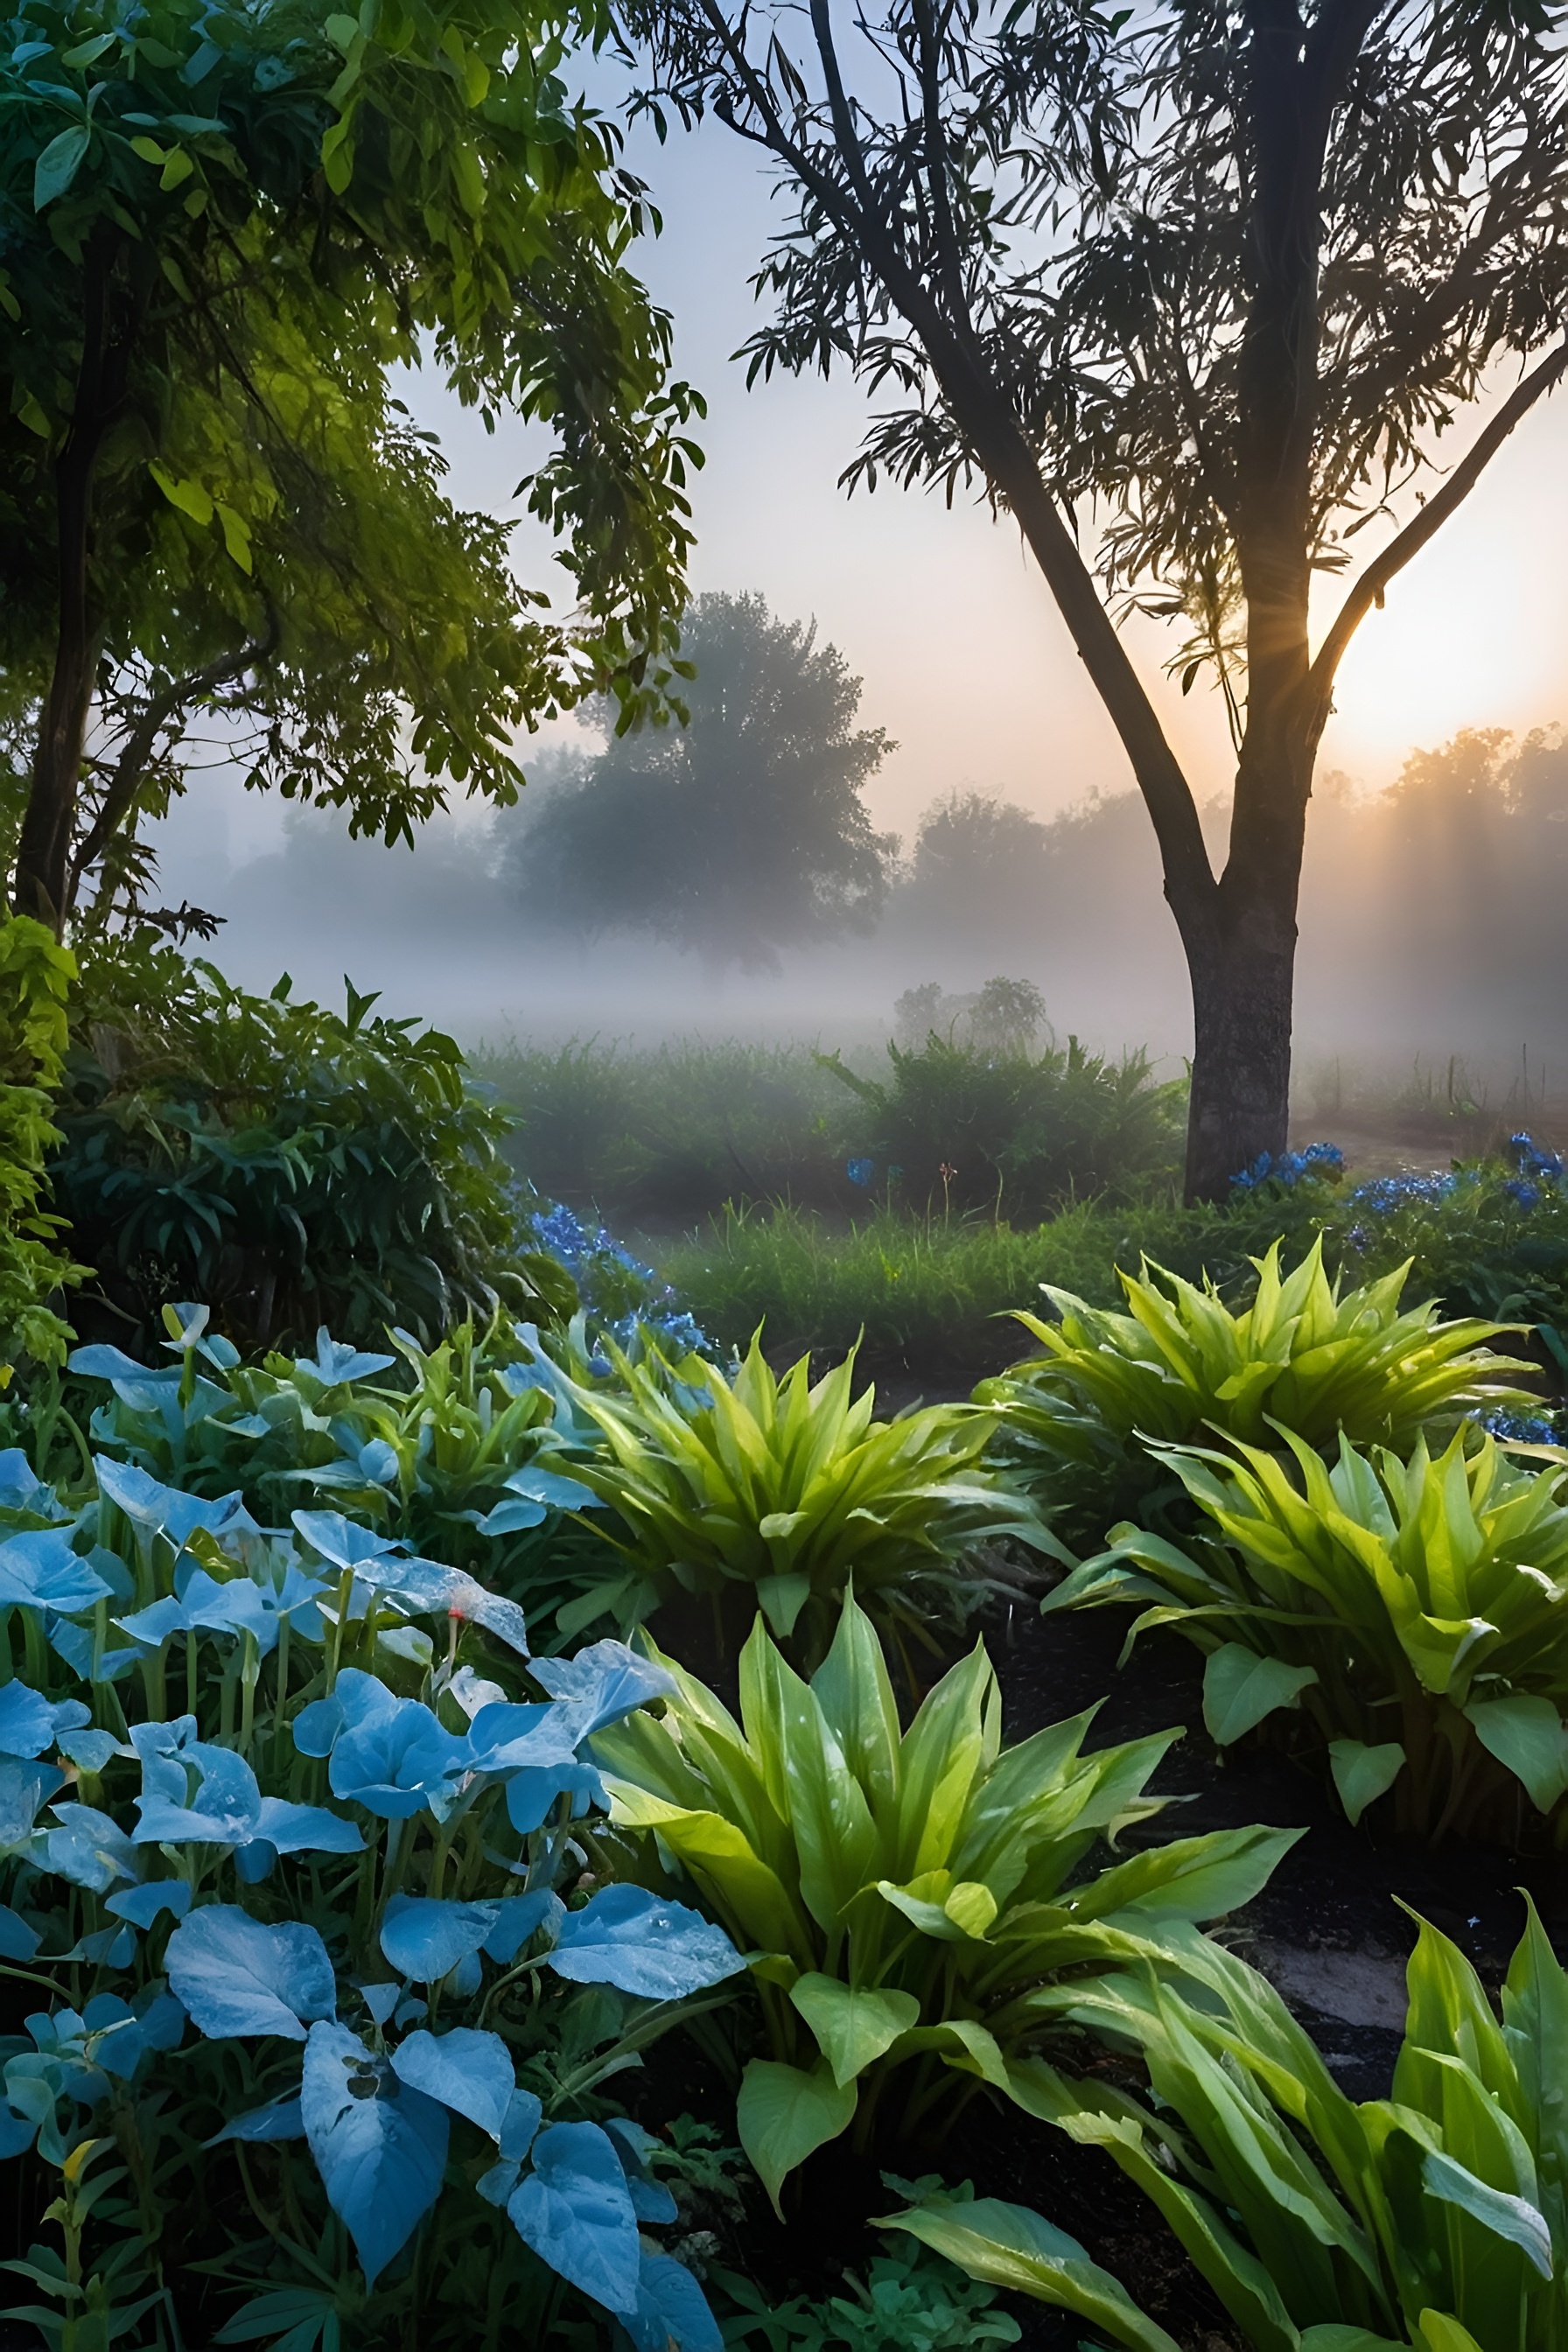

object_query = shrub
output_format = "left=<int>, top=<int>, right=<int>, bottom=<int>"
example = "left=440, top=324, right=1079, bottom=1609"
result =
left=888, top=1899, right=1568, bottom=2352
left=978, top=1238, right=1536, bottom=1544
left=52, top=939, right=557, bottom=1353
left=558, top=1335, right=1056, bottom=1662
left=0, top=917, right=88, bottom=1376
left=1052, top=1423, right=1568, bottom=1839
left=0, top=1447, right=745, bottom=2352
left=65, top=1303, right=638, bottom=1650
left=592, top=1595, right=1296, bottom=2207
left=819, top=1034, right=1186, bottom=1220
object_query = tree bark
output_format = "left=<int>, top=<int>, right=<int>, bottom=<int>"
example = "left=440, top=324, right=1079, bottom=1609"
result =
left=12, top=242, right=137, bottom=933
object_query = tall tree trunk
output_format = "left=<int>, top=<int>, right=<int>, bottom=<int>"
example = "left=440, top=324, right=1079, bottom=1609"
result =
left=1183, top=892, right=1298, bottom=1200
left=12, top=245, right=132, bottom=933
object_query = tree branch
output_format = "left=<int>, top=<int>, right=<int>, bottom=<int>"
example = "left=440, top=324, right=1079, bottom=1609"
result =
left=68, top=608, right=282, bottom=902
left=1305, top=334, right=1568, bottom=739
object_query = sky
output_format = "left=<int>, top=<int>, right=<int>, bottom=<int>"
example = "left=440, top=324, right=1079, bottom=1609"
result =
left=148, top=73, right=1568, bottom=1056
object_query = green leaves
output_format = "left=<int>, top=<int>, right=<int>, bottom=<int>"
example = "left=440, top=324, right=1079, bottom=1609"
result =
left=562, top=1331, right=1053, bottom=1662
left=32, top=123, right=89, bottom=209
left=1201, top=1643, right=1318, bottom=1743
left=597, top=1593, right=1290, bottom=2194
left=736, top=2058, right=856, bottom=2214
left=879, top=2197, right=1182, bottom=2352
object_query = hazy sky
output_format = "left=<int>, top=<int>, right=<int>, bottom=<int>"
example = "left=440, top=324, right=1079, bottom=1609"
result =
left=394, top=97, right=1568, bottom=847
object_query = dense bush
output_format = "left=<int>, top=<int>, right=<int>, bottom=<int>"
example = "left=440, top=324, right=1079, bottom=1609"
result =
left=595, top=1597, right=1293, bottom=2205
left=51, top=940, right=564, bottom=1354
left=978, top=1237, right=1535, bottom=1544
left=0, top=917, right=87, bottom=1376
left=1056, top=1423, right=1568, bottom=1840
left=557, top=1336, right=1052, bottom=1662
left=900, top=1900, right=1568, bottom=2352
left=820, top=1035, right=1186, bottom=1221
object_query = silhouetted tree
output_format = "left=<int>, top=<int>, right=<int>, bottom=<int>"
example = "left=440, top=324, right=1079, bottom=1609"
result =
left=626, top=0, right=1568, bottom=1194
left=502, top=592, right=897, bottom=967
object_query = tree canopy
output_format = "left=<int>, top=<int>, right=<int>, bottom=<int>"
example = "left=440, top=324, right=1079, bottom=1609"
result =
left=502, top=589, right=896, bottom=966
left=0, top=0, right=703, bottom=927
left=626, top=0, right=1568, bottom=1195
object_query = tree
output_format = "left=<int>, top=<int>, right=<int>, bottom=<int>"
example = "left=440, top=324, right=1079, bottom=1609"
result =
left=897, top=789, right=1054, bottom=944
left=626, top=0, right=1568, bottom=1195
left=502, top=589, right=896, bottom=964
left=0, top=0, right=703, bottom=928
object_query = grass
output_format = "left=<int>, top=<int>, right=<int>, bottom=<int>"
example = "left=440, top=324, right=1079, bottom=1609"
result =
left=654, top=1197, right=1320, bottom=1384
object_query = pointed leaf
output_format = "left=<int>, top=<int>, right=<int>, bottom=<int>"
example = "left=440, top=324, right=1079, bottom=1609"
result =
left=788, top=1974, right=920, bottom=2088
left=1202, top=1644, right=1319, bottom=1744
left=301, top=2021, right=449, bottom=2286
left=737, top=2057, right=856, bottom=2213
left=166, top=1907, right=334, bottom=2041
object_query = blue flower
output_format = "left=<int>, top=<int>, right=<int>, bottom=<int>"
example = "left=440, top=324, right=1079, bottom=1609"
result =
left=1230, top=1141, right=1344, bottom=1194
left=845, top=1157, right=875, bottom=1189
left=1504, top=1180, right=1543, bottom=1209
left=1478, top=1409, right=1561, bottom=1446
left=1508, top=1131, right=1564, bottom=1183
left=1348, top=1171, right=1459, bottom=1214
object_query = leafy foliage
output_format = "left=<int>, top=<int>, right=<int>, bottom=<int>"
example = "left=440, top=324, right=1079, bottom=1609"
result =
left=0, top=1436, right=743, bottom=2352
left=500, top=594, right=896, bottom=970
left=979, top=1237, right=1536, bottom=1540
left=50, top=943, right=562, bottom=1351
left=888, top=1900, right=1568, bottom=2352
left=820, top=1036, right=1186, bottom=1222
left=594, top=1594, right=1295, bottom=2204
left=0, top=0, right=701, bottom=920
left=1054, top=1423, right=1568, bottom=1839
left=0, top=917, right=87, bottom=1375
left=557, top=1335, right=1054, bottom=1660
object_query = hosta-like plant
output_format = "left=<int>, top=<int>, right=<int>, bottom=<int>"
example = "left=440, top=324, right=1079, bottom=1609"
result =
left=980, top=1238, right=1534, bottom=1492
left=1048, top=1424, right=1568, bottom=1840
left=886, top=1900, right=1568, bottom=2352
left=562, top=1334, right=1056, bottom=1661
left=592, top=1596, right=1294, bottom=2207
left=67, top=1305, right=632, bottom=1646
left=0, top=1445, right=743, bottom=2352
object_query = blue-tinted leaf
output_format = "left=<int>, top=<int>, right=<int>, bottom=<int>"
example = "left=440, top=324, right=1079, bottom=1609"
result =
left=291, top=1511, right=402, bottom=1571
left=106, top=1880, right=192, bottom=1928
left=0, top=1903, right=40, bottom=1960
left=627, top=2254, right=724, bottom=2352
left=506, top=1760, right=607, bottom=1834
left=390, top=2026, right=514, bottom=2138
left=0, top=1754, right=65, bottom=1842
left=481, top=1889, right=561, bottom=1963
left=34, top=122, right=90, bottom=207
left=302, top=2020, right=450, bottom=2286
left=508, top=2120, right=641, bottom=2315
left=504, top=1466, right=600, bottom=1509
left=210, top=2097, right=305, bottom=2145
left=380, top=1894, right=495, bottom=1983
left=474, top=1499, right=546, bottom=1536
left=378, top=1558, right=530, bottom=1658
left=531, top=1642, right=676, bottom=1736
left=165, top=1907, right=335, bottom=2041
left=297, top=1332, right=396, bottom=1386
left=45, top=1802, right=138, bottom=1891
left=500, top=2087, right=543, bottom=2160
left=549, top=1886, right=745, bottom=2000
left=254, top=1800, right=362, bottom=1856
left=330, top=1699, right=467, bottom=1818
left=0, top=1530, right=110, bottom=1613
left=0, top=1681, right=88, bottom=1759
left=56, top=1728, right=123, bottom=1773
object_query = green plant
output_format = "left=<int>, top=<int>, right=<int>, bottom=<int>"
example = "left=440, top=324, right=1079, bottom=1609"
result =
left=884, top=1900, right=1568, bottom=2352
left=1052, top=1421, right=1568, bottom=1839
left=560, top=1333, right=1056, bottom=1658
left=715, top=2178, right=1020, bottom=2352
left=52, top=946, right=569, bottom=1350
left=821, top=1035, right=1185, bottom=1221
left=0, top=917, right=88, bottom=1377
left=593, top=1594, right=1296, bottom=2206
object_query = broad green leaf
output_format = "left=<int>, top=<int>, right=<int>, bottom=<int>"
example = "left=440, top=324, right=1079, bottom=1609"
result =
left=1416, top=2317, right=1488, bottom=2352
left=878, top=2196, right=1182, bottom=2352
left=1464, top=1694, right=1568, bottom=1812
left=809, top=1589, right=900, bottom=1819
left=1202, top=1642, right=1318, bottom=1743
left=149, top=463, right=214, bottom=526
left=1502, top=1894, right=1568, bottom=2200
left=737, top=2058, right=855, bottom=2212
left=1079, top=1825, right=1299, bottom=1922
left=34, top=123, right=90, bottom=209
left=1300, top=2332, right=1410, bottom=2352
left=1420, top=2147, right=1552, bottom=2278
left=788, top=1973, right=919, bottom=2088
left=1327, top=1739, right=1405, bottom=1826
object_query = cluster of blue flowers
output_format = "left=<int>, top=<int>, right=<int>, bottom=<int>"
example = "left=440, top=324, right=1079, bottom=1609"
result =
left=1346, top=1171, right=1461, bottom=1217
left=1479, top=1408, right=1564, bottom=1447
left=1502, top=1132, right=1567, bottom=1209
left=522, top=1200, right=710, bottom=1361
left=1229, top=1141, right=1344, bottom=1194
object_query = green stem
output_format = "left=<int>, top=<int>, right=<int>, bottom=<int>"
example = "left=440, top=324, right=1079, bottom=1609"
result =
left=238, top=1631, right=259, bottom=1757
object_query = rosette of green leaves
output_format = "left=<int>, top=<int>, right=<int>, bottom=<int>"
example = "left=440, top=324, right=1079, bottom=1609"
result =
left=559, top=1333, right=1058, bottom=1662
left=979, top=1240, right=1536, bottom=1532
left=592, top=1595, right=1295, bottom=2207
left=883, top=1900, right=1568, bottom=2352
left=1049, top=1423, right=1568, bottom=1839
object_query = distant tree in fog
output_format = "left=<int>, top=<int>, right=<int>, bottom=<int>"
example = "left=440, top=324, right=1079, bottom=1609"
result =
left=897, top=792, right=1054, bottom=942
left=500, top=592, right=897, bottom=969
